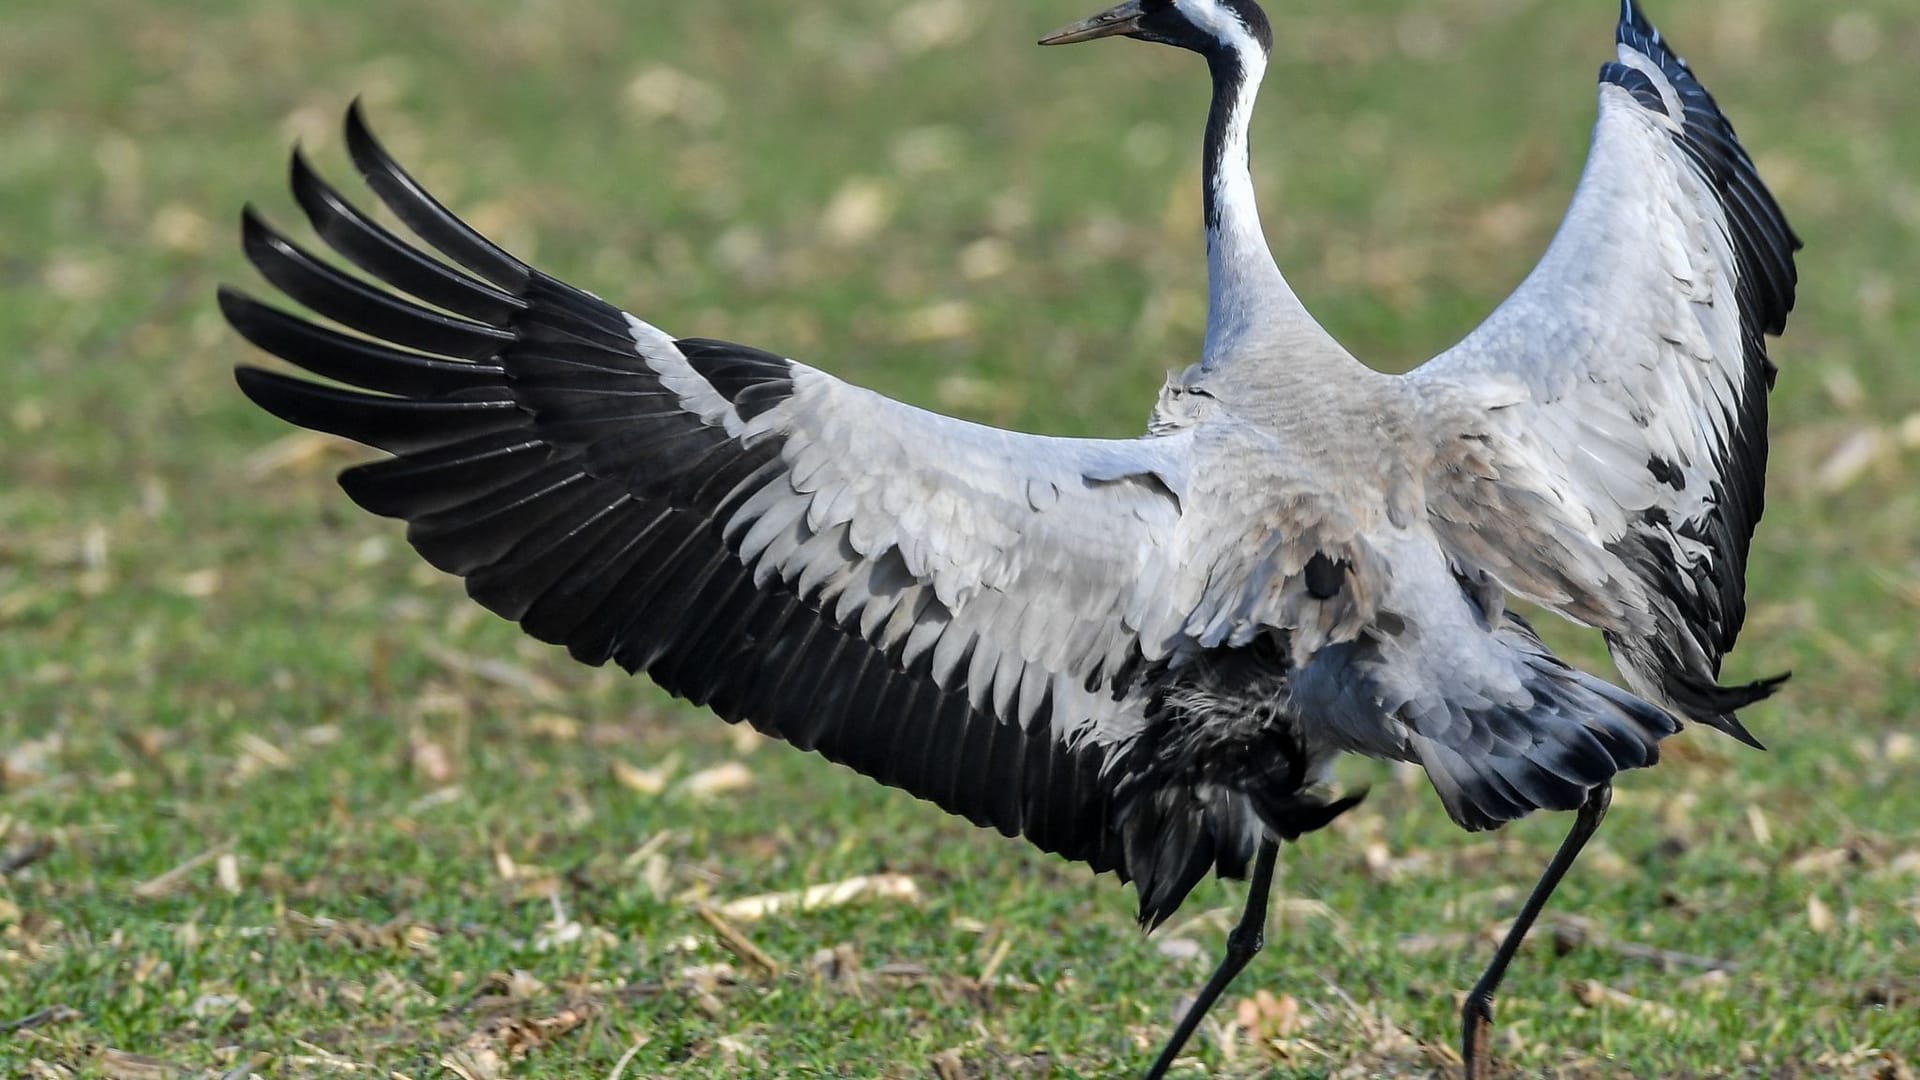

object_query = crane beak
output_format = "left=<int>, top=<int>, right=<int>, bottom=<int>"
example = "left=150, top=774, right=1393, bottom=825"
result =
left=1038, top=0, right=1147, bottom=46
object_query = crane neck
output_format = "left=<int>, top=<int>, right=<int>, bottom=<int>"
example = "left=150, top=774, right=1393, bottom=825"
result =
left=1199, top=44, right=1342, bottom=377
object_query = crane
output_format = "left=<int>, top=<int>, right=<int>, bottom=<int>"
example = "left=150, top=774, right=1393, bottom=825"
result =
left=222, top=0, right=1798, bottom=1075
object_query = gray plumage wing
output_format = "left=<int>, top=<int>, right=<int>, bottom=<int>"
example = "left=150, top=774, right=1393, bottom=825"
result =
left=1410, top=3, right=1797, bottom=745
left=225, top=106, right=1198, bottom=877
left=727, top=368, right=1192, bottom=730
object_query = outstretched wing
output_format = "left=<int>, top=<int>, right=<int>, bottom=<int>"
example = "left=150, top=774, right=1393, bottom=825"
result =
left=1412, top=1, right=1798, bottom=746
left=226, top=105, right=1201, bottom=878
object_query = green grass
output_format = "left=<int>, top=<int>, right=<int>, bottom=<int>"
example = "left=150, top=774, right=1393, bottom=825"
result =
left=4, top=0, right=1918, bottom=1076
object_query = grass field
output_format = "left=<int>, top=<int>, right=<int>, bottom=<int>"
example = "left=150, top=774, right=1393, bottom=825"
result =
left=4, top=0, right=1918, bottom=1076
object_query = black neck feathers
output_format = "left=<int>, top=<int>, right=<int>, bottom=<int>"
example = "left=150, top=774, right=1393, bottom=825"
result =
left=1201, top=50, right=1249, bottom=232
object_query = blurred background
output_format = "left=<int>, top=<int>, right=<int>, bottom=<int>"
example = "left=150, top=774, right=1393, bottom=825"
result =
left=2, top=0, right=1915, bottom=1075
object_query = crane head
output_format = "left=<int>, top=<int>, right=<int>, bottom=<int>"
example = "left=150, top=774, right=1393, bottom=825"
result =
left=1039, top=0, right=1272, bottom=59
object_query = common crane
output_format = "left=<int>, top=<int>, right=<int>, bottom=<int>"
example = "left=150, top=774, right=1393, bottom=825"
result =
left=223, top=0, right=1798, bottom=1074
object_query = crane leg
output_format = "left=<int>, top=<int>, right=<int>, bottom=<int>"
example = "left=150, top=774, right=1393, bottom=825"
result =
left=1142, top=836, right=1279, bottom=1080
left=1460, top=783, right=1612, bottom=1080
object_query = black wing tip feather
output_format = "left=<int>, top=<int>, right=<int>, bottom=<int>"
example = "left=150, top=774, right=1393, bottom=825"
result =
left=233, top=363, right=350, bottom=437
left=341, top=103, right=534, bottom=291
left=287, top=139, right=531, bottom=325
left=1265, top=787, right=1368, bottom=841
left=1617, top=2, right=1664, bottom=55
left=237, top=200, right=516, bottom=362
left=220, top=285, right=302, bottom=373
left=342, top=100, right=393, bottom=187
left=232, top=362, right=288, bottom=409
left=1677, top=669, right=1788, bottom=750
left=217, top=282, right=261, bottom=327
left=237, top=201, right=271, bottom=248
left=288, top=143, right=320, bottom=196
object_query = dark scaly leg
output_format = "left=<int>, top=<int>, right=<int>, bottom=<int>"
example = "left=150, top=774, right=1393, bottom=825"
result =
left=1143, top=836, right=1279, bottom=1080
left=1461, top=784, right=1613, bottom=1079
